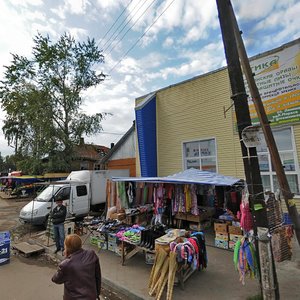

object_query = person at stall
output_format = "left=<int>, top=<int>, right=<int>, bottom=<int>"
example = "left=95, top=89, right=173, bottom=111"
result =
left=51, top=196, right=67, bottom=254
left=52, top=234, right=101, bottom=300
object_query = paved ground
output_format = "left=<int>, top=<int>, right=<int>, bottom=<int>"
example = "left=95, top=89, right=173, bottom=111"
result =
left=1, top=195, right=300, bottom=299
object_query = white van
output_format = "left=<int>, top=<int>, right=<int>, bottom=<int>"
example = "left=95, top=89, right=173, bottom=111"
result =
left=19, top=169, right=129, bottom=226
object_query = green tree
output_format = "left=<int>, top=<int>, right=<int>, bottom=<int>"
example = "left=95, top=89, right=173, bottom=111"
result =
left=0, top=33, right=107, bottom=173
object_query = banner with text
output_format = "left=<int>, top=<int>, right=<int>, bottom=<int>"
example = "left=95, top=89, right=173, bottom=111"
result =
left=237, top=41, right=300, bottom=126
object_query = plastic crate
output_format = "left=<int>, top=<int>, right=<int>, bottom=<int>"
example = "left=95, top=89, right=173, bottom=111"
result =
left=0, top=231, right=10, bottom=266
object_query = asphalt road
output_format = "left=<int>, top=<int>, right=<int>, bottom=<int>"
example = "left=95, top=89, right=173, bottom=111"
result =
left=0, top=195, right=123, bottom=300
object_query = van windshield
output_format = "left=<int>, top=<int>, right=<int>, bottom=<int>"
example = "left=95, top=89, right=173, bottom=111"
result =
left=35, top=185, right=62, bottom=202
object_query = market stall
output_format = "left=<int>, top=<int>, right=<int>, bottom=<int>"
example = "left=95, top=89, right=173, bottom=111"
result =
left=80, top=169, right=246, bottom=298
left=74, top=168, right=295, bottom=298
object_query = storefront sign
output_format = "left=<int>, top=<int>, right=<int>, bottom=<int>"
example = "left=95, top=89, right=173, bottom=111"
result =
left=235, top=41, right=300, bottom=126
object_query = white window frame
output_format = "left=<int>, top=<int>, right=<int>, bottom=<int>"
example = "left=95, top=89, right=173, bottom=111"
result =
left=182, top=137, right=218, bottom=172
left=257, top=126, right=300, bottom=195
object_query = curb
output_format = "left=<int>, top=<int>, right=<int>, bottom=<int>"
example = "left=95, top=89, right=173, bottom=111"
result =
left=102, top=277, right=145, bottom=300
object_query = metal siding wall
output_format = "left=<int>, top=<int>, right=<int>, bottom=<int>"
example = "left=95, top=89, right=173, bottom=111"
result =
left=156, top=69, right=245, bottom=178
left=135, top=97, right=157, bottom=176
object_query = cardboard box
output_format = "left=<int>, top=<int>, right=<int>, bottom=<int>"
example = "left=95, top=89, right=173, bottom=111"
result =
left=229, top=234, right=243, bottom=243
left=215, top=232, right=229, bottom=241
left=108, top=242, right=117, bottom=252
left=145, top=252, right=155, bottom=265
left=228, top=225, right=243, bottom=235
left=189, top=222, right=201, bottom=231
left=107, top=233, right=117, bottom=244
left=175, top=213, right=186, bottom=221
left=229, top=241, right=237, bottom=250
left=97, top=239, right=107, bottom=250
left=215, top=239, right=228, bottom=249
left=214, top=222, right=228, bottom=233
left=110, top=213, right=117, bottom=219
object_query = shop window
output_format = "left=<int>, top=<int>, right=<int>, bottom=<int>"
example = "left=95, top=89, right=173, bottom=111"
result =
left=183, top=138, right=217, bottom=172
left=257, top=127, right=300, bottom=194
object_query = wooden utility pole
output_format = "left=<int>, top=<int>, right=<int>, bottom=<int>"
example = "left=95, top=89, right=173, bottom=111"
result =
left=216, top=0, right=278, bottom=298
left=228, top=3, right=300, bottom=246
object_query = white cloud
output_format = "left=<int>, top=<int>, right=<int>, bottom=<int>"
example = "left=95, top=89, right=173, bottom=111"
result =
left=0, top=0, right=299, bottom=156
left=163, top=37, right=174, bottom=48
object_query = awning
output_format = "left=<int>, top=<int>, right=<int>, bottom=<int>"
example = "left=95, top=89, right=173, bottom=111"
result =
left=112, top=168, right=240, bottom=186
left=0, top=176, right=43, bottom=183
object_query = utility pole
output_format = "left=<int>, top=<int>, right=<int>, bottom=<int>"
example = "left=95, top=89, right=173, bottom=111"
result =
left=228, top=3, right=300, bottom=246
left=216, top=0, right=278, bottom=299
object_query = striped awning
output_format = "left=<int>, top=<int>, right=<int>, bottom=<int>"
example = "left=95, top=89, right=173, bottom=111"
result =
left=112, top=168, right=240, bottom=186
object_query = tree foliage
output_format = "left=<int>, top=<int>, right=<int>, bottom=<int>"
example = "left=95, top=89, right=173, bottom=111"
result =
left=0, top=33, right=107, bottom=174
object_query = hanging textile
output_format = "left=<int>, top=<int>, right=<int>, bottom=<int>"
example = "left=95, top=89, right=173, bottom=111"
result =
left=184, top=184, right=192, bottom=213
left=190, top=184, right=199, bottom=216
left=154, top=184, right=164, bottom=224
left=238, top=189, right=253, bottom=233
left=117, top=181, right=128, bottom=208
left=233, top=237, right=258, bottom=285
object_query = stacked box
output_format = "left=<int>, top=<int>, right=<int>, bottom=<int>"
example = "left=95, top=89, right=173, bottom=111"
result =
left=215, top=232, right=229, bottom=241
left=108, top=241, right=117, bottom=252
left=97, top=233, right=107, bottom=250
left=228, top=225, right=243, bottom=235
left=214, top=222, right=229, bottom=249
left=228, top=226, right=243, bottom=250
left=214, top=222, right=228, bottom=233
left=215, top=239, right=228, bottom=249
left=107, top=233, right=118, bottom=252
left=0, top=231, right=10, bottom=266
left=115, top=244, right=129, bottom=257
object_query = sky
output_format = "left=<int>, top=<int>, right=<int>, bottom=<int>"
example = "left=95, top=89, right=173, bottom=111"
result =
left=0, top=0, right=299, bottom=157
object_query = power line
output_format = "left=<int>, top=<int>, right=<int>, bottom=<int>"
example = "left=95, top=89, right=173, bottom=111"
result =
left=99, top=131, right=124, bottom=135
left=106, top=0, right=158, bottom=56
left=97, top=0, right=134, bottom=48
left=100, top=0, right=145, bottom=51
left=109, top=0, right=177, bottom=74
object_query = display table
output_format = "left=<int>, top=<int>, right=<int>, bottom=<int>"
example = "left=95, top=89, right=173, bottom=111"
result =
left=176, top=264, right=196, bottom=290
left=121, top=240, right=155, bottom=265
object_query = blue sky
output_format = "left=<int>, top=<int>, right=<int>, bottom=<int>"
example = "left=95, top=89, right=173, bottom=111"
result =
left=0, top=0, right=299, bottom=157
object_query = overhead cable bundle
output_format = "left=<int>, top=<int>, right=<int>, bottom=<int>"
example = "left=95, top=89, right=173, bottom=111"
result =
left=233, top=237, right=258, bottom=285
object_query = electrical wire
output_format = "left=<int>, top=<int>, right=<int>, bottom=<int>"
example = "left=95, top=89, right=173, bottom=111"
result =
left=105, top=0, right=158, bottom=55
left=97, top=0, right=134, bottom=48
left=109, top=0, right=177, bottom=74
left=101, top=0, right=145, bottom=51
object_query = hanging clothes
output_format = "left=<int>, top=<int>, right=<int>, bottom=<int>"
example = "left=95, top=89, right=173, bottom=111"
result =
left=190, top=184, right=199, bottom=216
left=118, top=181, right=128, bottom=208
left=238, top=190, right=253, bottom=233
left=184, top=184, right=192, bottom=213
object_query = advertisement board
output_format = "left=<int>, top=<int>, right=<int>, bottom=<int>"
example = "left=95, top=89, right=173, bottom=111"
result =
left=239, top=40, right=300, bottom=126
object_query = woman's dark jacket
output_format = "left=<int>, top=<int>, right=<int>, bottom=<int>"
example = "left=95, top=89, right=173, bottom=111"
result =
left=52, top=248, right=101, bottom=300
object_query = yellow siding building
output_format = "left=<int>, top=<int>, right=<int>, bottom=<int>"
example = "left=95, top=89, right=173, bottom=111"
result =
left=135, top=39, right=300, bottom=212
